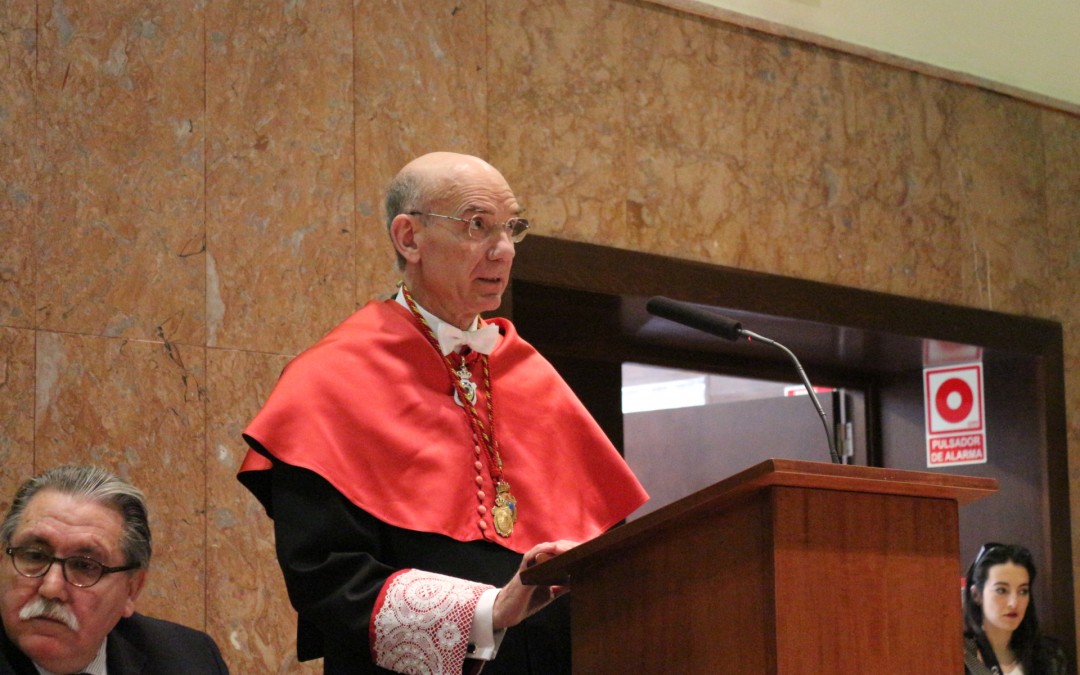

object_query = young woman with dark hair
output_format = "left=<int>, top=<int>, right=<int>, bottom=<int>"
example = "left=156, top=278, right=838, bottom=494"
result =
left=963, top=542, right=1069, bottom=675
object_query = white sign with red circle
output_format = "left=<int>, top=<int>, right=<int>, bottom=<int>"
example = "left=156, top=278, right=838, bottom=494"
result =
left=924, top=363, right=987, bottom=467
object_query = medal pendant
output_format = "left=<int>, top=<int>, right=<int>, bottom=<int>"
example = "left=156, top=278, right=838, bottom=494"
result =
left=492, top=480, right=518, bottom=538
left=455, top=362, right=477, bottom=405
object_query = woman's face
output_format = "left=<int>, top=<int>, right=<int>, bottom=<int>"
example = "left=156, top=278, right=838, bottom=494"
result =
left=978, top=561, right=1031, bottom=635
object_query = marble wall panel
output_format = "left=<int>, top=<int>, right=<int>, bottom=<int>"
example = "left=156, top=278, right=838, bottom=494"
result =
left=34, top=1, right=206, bottom=344
left=1040, top=110, right=1080, bottom=326
left=737, top=34, right=851, bottom=280
left=623, top=4, right=860, bottom=277
left=951, top=88, right=1048, bottom=316
left=33, top=331, right=207, bottom=629
left=353, top=1, right=489, bottom=303
left=621, top=7, right=755, bottom=261
left=488, top=0, right=630, bottom=246
left=206, top=347, right=319, bottom=674
left=0, top=327, right=35, bottom=516
left=0, top=0, right=38, bottom=329
left=206, top=0, right=355, bottom=356
left=832, top=61, right=968, bottom=303
left=1042, top=110, right=1080, bottom=613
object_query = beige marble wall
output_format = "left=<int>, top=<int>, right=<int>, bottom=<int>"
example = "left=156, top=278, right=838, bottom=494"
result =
left=1, top=0, right=1077, bottom=672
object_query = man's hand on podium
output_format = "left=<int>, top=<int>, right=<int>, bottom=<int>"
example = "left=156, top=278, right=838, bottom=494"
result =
left=492, top=540, right=577, bottom=629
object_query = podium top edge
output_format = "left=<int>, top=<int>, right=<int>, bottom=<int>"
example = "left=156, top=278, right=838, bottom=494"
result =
left=743, top=458, right=998, bottom=504
left=520, top=459, right=996, bottom=586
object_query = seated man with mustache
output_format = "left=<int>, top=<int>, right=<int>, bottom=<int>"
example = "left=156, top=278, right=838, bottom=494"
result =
left=0, top=465, right=229, bottom=674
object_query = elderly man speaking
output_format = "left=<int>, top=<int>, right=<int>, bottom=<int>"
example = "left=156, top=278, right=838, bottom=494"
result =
left=238, top=152, right=647, bottom=674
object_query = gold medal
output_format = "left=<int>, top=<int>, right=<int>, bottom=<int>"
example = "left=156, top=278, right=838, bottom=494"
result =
left=492, top=480, right=518, bottom=538
left=455, top=361, right=477, bottom=405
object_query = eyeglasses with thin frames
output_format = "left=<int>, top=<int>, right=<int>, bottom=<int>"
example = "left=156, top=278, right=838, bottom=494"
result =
left=408, top=211, right=530, bottom=243
left=5, top=546, right=140, bottom=588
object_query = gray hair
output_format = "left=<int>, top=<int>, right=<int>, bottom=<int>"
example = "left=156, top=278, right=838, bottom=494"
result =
left=0, top=465, right=152, bottom=570
left=385, top=170, right=426, bottom=270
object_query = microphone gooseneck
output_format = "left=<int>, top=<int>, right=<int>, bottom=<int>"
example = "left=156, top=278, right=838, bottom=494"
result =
left=739, top=329, right=841, bottom=465
left=645, top=296, right=841, bottom=465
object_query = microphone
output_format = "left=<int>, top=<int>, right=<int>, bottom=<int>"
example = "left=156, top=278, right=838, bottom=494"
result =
left=645, top=296, right=842, bottom=464
left=645, top=296, right=743, bottom=341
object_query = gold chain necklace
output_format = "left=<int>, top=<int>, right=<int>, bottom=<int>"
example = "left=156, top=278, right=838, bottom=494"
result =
left=400, top=285, right=518, bottom=538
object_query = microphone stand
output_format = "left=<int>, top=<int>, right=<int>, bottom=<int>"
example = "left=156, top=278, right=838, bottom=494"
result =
left=645, top=296, right=842, bottom=465
left=739, top=328, right=842, bottom=465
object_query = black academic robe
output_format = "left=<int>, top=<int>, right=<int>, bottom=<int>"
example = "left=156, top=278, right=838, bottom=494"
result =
left=271, top=462, right=571, bottom=675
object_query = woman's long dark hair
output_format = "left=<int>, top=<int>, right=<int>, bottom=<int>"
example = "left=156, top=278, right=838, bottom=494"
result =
left=964, top=543, right=1047, bottom=673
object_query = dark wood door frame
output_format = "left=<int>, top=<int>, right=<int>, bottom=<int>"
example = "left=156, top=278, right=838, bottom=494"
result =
left=496, top=235, right=1073, bottom=659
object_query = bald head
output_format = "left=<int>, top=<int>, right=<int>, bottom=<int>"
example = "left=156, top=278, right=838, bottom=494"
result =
left=384, top=152, right=521, bottom=328
left=399, top=152, right=506, bottom=194
left=384, top=153, right=514, bottom=268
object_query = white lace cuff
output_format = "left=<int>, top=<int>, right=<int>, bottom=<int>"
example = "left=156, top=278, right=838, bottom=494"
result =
left=371, top=568, right=494, bottom=674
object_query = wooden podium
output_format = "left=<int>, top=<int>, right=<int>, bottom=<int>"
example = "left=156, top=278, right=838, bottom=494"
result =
left=521, top=458, right=997, bottom=673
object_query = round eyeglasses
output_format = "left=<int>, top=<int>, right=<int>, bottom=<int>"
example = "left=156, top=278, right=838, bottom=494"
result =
left=408, top=211, right=529, bottom=243
left=5, top=546, right=140, bottom=588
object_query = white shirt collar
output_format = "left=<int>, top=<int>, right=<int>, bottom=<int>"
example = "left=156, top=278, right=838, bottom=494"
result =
left=394, top=291, right=480, bottom=332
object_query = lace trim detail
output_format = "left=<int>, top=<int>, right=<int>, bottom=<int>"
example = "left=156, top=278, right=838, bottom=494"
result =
left=372, top=569, right=492, bottom=674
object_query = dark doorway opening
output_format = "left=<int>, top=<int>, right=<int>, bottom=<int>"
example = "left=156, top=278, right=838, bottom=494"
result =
left=495, top=235, right=1073, bottom=660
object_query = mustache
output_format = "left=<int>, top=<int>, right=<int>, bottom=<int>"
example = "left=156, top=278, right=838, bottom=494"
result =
left=18, top=597, right=80, bottom=632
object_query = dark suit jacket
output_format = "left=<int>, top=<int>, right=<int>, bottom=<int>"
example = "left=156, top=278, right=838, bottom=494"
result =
left=0, top=612, right=229, bottom=674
